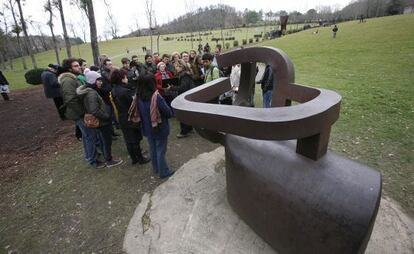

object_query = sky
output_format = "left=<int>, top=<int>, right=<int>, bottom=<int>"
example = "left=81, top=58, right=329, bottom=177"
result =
left=0, top=0, right=352, bottom=40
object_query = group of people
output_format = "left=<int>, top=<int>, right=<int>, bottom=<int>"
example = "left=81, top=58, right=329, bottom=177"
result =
left=39, top=44, right=276, bottom=177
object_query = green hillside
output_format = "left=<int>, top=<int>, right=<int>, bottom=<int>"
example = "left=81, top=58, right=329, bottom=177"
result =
left=260, top=14, right=414, bottom=213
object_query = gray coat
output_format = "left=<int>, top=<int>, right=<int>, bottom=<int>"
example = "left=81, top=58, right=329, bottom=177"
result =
left=76, top=84, right=111, bottom=126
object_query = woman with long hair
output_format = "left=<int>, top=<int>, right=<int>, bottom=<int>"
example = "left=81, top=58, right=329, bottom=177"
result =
left=165, top=59, right=194, bottom=138
left=137, top=73, right=174, bottom=179
left=111, top=69, right=150, bottom=165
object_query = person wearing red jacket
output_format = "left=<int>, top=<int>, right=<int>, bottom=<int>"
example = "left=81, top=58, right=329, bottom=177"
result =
left=154, top=62, right=173, bottom=97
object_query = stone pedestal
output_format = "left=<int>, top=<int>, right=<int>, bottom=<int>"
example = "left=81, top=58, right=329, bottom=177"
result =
left=123, top=147, right=414, bottom=254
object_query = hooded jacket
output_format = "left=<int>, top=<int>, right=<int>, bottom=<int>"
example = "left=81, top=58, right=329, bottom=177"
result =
left=41, top=70, right=61, bottom=98
left=59, top=72, right=84, bottom=120
left=76, top=84, right=111, bottom=126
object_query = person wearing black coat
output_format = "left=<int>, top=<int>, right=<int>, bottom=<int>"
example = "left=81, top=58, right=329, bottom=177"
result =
left=0, top=70, right=10, bottom=101
left=41, top=64, right=64, bottom=118
left=260, top=64, right=274, bottom=108
left=166, top=59, right=194, bottom=138
left=111, top=69, right=150, bottom=165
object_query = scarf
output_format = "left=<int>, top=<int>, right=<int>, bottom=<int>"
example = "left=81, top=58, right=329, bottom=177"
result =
left=150, top=90, right=162, bottom=128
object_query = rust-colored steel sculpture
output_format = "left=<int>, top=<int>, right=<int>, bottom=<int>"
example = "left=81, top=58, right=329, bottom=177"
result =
left=171, top=47, right=381, bottom=254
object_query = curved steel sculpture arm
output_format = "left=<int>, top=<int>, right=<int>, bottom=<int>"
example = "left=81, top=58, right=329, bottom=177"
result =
left=171, top=47, right=342, bottom=160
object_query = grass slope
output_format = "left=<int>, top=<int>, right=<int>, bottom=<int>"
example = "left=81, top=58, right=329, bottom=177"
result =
left=259, top=14, right=414, bottom=213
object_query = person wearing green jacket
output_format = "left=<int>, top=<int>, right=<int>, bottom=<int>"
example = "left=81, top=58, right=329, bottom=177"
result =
left=77, top=58, right=88, bottom=85
left=59, top=58, right=103, bottom=168
left=202, top=53, right=220, bottom=83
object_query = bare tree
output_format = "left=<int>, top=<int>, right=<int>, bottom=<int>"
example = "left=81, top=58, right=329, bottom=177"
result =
left=7, top=0, right=27, bottom=70
left=0, top=6, right=13, bottom=70
left=220, top=4, right=225, bottom=47
left=103, top=0, right=118, bottom=39
left=184, top=0, right=196, bottom=49
left=68, top=23, right=81, bottom=57
left=144, top=0, right=154, bottom=53
left=32, top=21, right=48, bottom=51
left=77, top=0, right=99, bottom=66
left=45, top=0, right=60, bottom=64
left=54, top=0, right=72, bottom=57
left=0, top=27, right=6, bottom=69
left=134, top=14, right=140, bottom=36
left=16, top=0, right=37, bottom=68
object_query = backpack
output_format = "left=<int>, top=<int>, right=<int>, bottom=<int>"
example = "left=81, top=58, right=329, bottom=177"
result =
left=210, top=66, right=225, bottom=80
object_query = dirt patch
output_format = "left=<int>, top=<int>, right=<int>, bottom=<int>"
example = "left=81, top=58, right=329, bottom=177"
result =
left=0, top=86, right=74, bottom=182
left=0, top=87, right=220, bottom=252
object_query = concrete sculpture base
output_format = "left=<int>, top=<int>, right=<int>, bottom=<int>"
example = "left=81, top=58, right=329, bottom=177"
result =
left=123, top=147, right=414, bottom=254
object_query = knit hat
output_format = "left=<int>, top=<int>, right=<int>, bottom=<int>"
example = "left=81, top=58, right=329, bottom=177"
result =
left=85, top=70, right=102, bottom=84
left=48, top=64, right=60, bottom=70
left=157, top=62, right=166, bottom=69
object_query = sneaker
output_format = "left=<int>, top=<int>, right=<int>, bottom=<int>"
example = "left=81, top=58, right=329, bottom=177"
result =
left=176, top=133, right=188, bottom=138
left=160, top=170, right=175, bottom=179
left=91, top=160, right=106, bottom=169
left=106, top=158, right=124, bottom=168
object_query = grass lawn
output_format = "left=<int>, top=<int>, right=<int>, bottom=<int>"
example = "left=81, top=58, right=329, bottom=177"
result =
left=260, top=14, right=414, bottom=213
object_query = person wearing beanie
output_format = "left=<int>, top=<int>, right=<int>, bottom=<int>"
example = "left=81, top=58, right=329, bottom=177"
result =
left=154, top=62, right=173, bottom=97
left=77, top=70, right=124, bottom=168
left=85, top=70, right=102, bottom=86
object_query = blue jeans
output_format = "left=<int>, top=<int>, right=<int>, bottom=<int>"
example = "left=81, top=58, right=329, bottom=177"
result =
left=263, top=90, right=273, bottom=108
left=147, top=136, right=171, bottom=177
left=76, top=119, right=97, bottom=165
left=97, top=124, right=113, bottom=162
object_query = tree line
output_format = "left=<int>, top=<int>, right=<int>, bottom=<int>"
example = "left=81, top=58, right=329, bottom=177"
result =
left=124, top=0, right=412, bottom=37
left=0, top=0, right=100, bottom=71
left=0, top=0, right=413, bottom=71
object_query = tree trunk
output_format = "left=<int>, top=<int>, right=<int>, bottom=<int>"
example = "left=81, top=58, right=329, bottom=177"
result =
left=157, top=34, right=160, bottom=53
left=7, top=53, right=13, bottom=70
left=57, top=0, right=72, bottom=58
left=150, top=30, right=153, bottom=54
left=38, top=31, right=48, bottom=51
left=190, top=31, right=193, bottom=49
left=0, top=53, right=6, bottom=70
left=47, top=0, right=60, bottom=64
left=30, top=35, right=40, bottom=53
left=16, top=0, right=37, bottom=68
left=17, top=35, right=27, bottom=70
left=85, top=0, right=100, bottom=66
left=1, top=12, right=13, bottom=70
left=9, top=0, right=27, bottom=70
